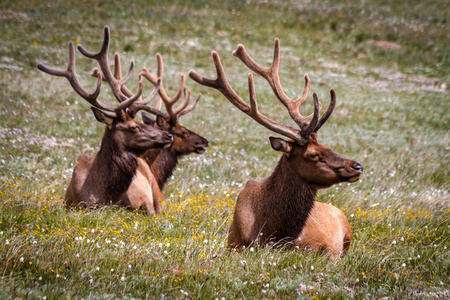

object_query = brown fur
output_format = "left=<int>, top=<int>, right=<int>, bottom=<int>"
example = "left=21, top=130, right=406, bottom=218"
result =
left=141, top=113, right=208, bottom=189
left=227, top=133, right=363, bottom=258
left=65, top=110, right=173, bottom=214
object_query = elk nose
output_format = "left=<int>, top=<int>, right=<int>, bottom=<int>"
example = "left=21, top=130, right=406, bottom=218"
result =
left=196, top=138, right=209, bottom=146
left=351, top=162, right=364, bottom=172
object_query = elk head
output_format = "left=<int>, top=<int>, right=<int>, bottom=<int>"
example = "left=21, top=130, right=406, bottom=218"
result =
left=37, top=26, right=174, bottom=154
left=189, top=39, right=363, bottom=189
left=136, top=53, right=208, bottom=155
left=141, top=112, right=208, bottom=155
left=103, top=51, right=209, bottom=155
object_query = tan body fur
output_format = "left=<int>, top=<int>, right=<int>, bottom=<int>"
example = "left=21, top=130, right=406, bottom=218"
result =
left=119, top=158, right=165, bottom=214
left=296, top=201, right=352, bottom=259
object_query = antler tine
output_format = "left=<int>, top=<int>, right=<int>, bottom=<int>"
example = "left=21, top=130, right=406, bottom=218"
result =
left=172, top=88, right=192, bottom=115
left=178, top=93, right=201, bottom=118
left=38, top=41, right=124, bottom=113
left=314, top=89, right=336, bottom=132
left=77, top=26, right=137, bottom=105
left=233, top=39, right=320, bottom=132
left=96, top=52, right=168, bottom=119
left=113, top=52, right=136, bottom=99
left=140, top=53, right=190, bottom=122
left=189, top=51, right=305, bottom=145
left=126, top=79, right=170, bottom=119
left=94, top=52, right=163, bottom=109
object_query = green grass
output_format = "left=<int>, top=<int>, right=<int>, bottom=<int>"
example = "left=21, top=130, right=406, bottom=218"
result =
left=1, top=0, right=449, bottom=298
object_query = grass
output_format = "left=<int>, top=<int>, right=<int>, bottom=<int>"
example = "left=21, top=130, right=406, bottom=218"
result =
left=1, top=0, right=449, bottom=298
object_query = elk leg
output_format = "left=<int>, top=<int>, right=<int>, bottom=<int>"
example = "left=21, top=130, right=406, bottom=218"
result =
left=150, top=180, right=165, bottom=214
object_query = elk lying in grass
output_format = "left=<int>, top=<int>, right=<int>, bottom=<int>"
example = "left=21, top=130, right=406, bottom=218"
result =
left=103, top=53, right=209, bottom=190
left=37, top=26, right=173, bottom=214
left=189, top=39, right=363, bottom=258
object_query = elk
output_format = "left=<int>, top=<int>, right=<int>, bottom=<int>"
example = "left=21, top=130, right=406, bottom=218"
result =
left=101, top=53, right=209, bottom=190
left=37, top=26, right=173, bottom=214
left=189, top=39, right=364, bottom=258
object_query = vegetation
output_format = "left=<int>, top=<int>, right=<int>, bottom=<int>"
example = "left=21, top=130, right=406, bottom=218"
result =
left=0, top=0, right=449, bottom=298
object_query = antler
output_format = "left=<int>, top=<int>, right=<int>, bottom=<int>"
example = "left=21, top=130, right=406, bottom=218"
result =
left=94, top=52, right=167, bottom=119
left=96, top=52, right=200, bottom=122
left=188, top=39, right=336, bottom=144
left=139, top=53, right=202, bottom=124
left=37, top=26, right=144, bottom=117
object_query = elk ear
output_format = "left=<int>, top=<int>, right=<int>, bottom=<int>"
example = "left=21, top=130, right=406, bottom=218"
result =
left=269, top=136, right=292, bottom=154
left=141, top=112, right=156, bottom=126
left=310, top=132, right=318, bottom=143
left=156, top=115, right=171, bottom=130
left=91, top=107, right=114, bottom=128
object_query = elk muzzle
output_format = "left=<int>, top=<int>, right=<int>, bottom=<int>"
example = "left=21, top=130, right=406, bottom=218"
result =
left=195, top=137, right=209, bottom=154
left=345, top=161, right=364, bottom=182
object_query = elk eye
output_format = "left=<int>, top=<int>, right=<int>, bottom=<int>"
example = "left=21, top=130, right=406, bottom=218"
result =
left=310, top=153, right=319, bottom=159
left=131, top=126, right=140, bottom=131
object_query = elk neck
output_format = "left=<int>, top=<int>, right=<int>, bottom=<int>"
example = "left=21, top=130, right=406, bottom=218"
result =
left=145, top=147, right=179, bottom=190
left=260, top=153, right=317, bottom=242
left=92, top=128, right=139, bottom=199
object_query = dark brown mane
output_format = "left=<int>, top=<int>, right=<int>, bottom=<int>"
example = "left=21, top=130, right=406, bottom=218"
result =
left=144, top=147, right=179, bottom=189
left=259, top=155, right=317, bottom=243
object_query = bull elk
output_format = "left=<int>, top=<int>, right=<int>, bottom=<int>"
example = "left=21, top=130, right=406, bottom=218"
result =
left=37, top=26, right=173, bottom=214
left=101, top=53, right=209, bottom=190
left=189, top=39, right=364, bottom=258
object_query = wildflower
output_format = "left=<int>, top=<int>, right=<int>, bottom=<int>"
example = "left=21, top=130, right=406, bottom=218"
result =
left=250, top=247, right=254, bottom=252
left=121, top=276, right=125, bottom=281
left=111, top=268, right=114, bottom=272
left=310, top=265, right=314, bottom=271
left=402, top=263, right=406, bottom=267
left=262, top=289, right=267, bottom=293
left=20, top=257, right=24, bottom=262
left=96, top=267, right=100, bottom=271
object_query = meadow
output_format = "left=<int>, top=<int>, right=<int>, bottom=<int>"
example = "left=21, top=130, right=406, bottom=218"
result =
left=0, top=0, right=449, bottom=298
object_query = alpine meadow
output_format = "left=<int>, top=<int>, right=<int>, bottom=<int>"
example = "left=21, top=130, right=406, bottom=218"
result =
left=0, top=0, right=449, bottom=299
